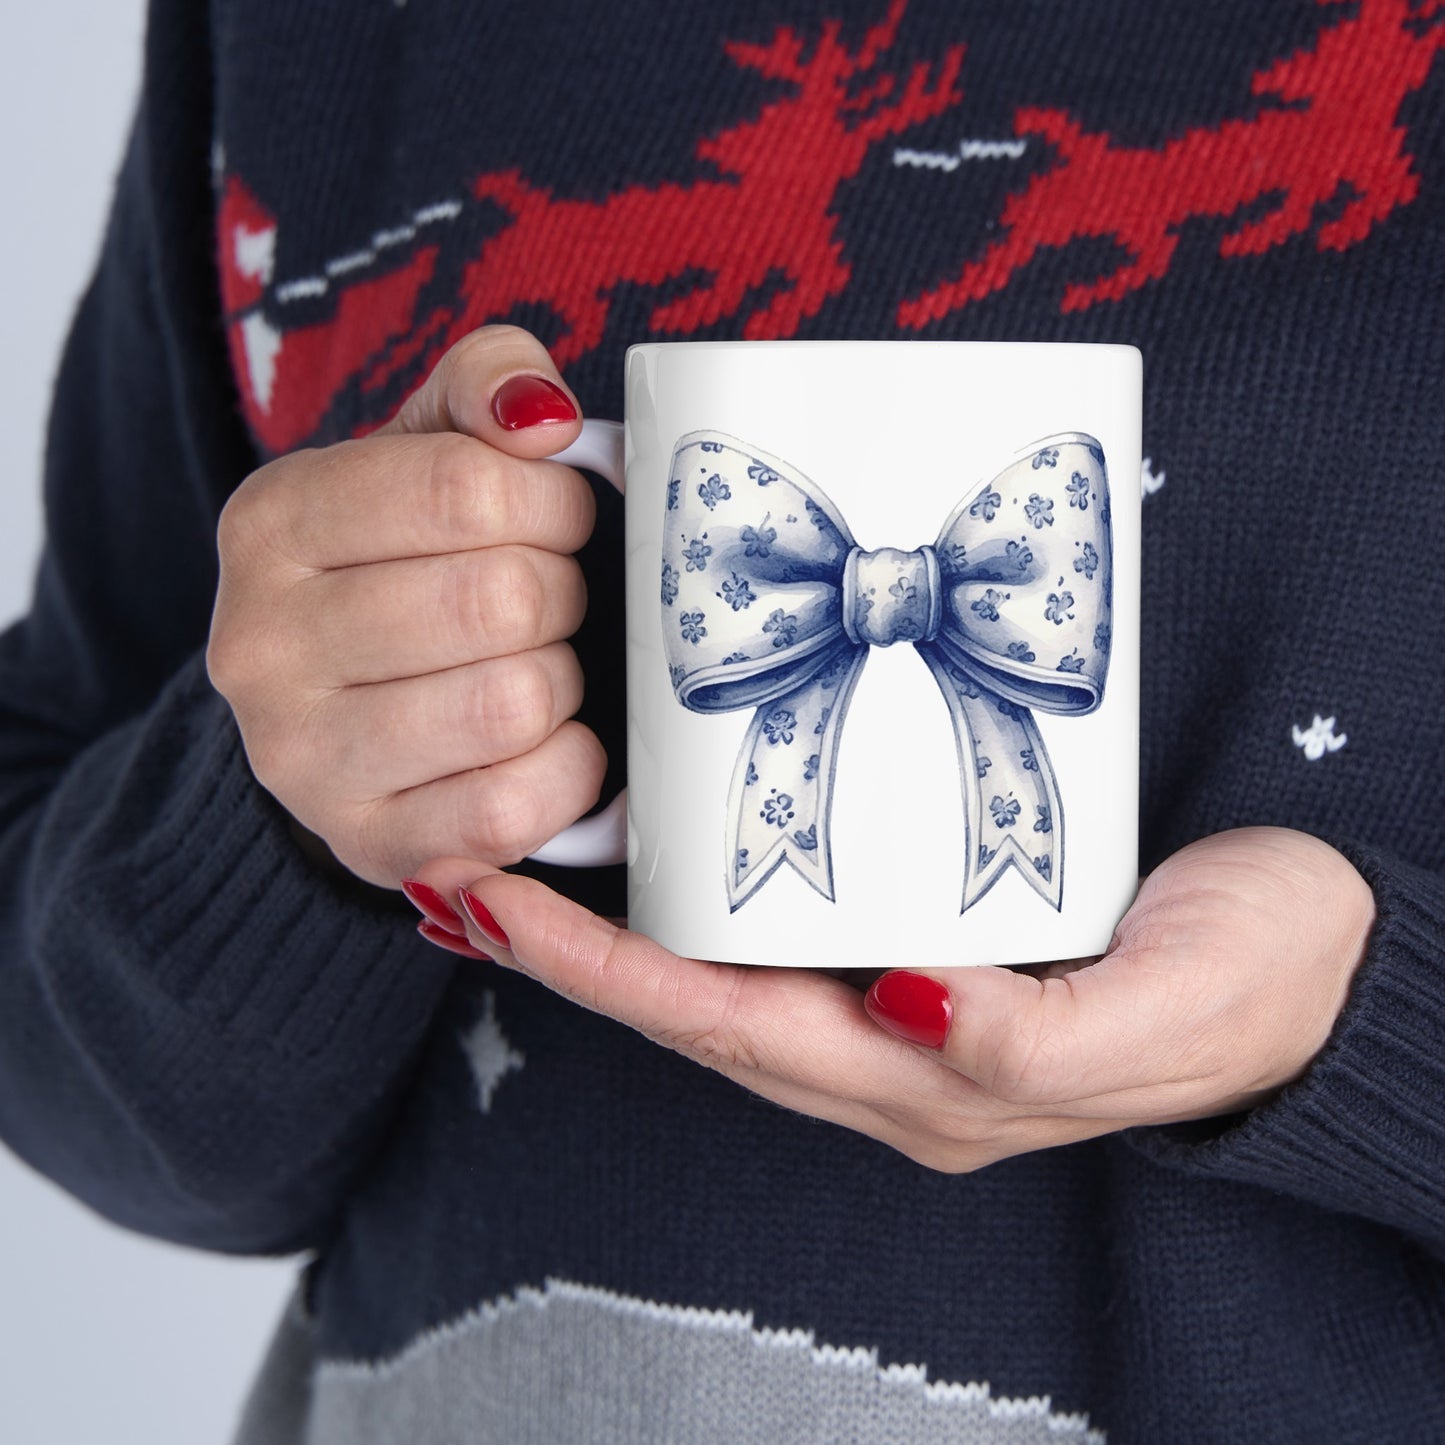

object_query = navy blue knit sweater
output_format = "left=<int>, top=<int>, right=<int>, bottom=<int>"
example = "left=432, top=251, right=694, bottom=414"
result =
left=2, top=1, right=1444, bottom=1439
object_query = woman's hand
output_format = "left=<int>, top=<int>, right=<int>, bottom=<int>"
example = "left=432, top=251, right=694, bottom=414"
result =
left=207, top=325, right=605, bottom=888
left=409, top=827, right=1375, bottom=1170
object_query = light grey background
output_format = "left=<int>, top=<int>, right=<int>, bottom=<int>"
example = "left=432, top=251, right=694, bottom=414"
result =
left=0, top=7, right=296, bottom=1441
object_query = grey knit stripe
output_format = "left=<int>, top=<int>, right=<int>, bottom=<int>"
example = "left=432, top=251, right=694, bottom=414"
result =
left=233, top=1278, right=1105, bottom=1445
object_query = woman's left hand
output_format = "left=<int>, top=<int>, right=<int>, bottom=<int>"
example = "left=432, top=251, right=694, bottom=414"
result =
left=407, top=827, right=1375, bottom=1172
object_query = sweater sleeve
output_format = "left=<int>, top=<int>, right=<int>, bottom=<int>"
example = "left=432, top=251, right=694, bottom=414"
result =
left=1126, top=842, right=1445, bottom=1255
left=0, top=0, right=453, bottom=1255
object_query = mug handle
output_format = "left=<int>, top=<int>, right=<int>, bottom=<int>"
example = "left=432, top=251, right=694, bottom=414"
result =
left=526, top=419, right=629, bottom=868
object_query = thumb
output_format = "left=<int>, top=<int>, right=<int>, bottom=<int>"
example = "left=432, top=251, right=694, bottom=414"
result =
left=863, top=959, right=1161, bottom=1110
left=377, top=323, right=583, bottom=458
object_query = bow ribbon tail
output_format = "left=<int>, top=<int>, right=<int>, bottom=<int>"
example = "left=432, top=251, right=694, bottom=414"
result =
left=917, top=647, right=1065, bottom=912
left=726, top=648, right=868, bottom=912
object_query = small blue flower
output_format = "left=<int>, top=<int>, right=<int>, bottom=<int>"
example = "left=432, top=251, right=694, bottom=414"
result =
left=761, top=790, right=795, bottom=828
left=1020, top=747, right=1039, bottom=772
left=742, top=518, right=777, bottom=558
left=1006, top=640, right=1036, bottom=663
left=718, top=572, right=756, bottom=611
left=804, top=753, right=821, bottom=781
left=1094, top=622, right=1111, bottom=652
left=1025, top=493, right=1055, bottom=529
left=661, top=561, right=679, bottom=606
left=1033, top=447, right=1059, bottom=469
left=1045, top=590, right=1074, bottom=625
left=762, top=708, right=796, bottom=745
left=1005, top=539, right=1033, bottom=571
left=814, top=706, right=831, bottom=735
left=763, top=607, right=799, bottom=649
left=1066, top=471, right=1091, bottom=510
left=698, top=473, right=731, bottom=510
left=745, top=761, right=759, bottom=785
left=748, top=461, right=779, bottom=486
left=979, top=844, right=997, bottom=868
left=976, top=754, right=992, bottom=779
left=948, top=665, right=980, bottom=699
left=889, top=575, right=917, bottom=607
left=942, top=541, right=968, bottom=570
left=1057, top=650, right=1086, bottom=674
left=971, top=588, right=1006, bottom=622
left=1033, top=854, right=1052, bottom=880
left=1074, top=541, right=1099, bottom=580
left=990, top=794, right=1022, bottom=828
left=679, top=610, right=707, bottom=645
left=1033, top=804, right=1052, bottom=834
left=969, top=487, right=1001, bottom=523
left=683, top=534, right=712, bottom=572
left=996, top=697, right=1024, bottom=720
left=669, top=663, right=687, bottom=688
left=736, top=848, right=749, bottom=873
left=667, top=478, right=680, bottom=510
left=722, top=651, right=749, bottom=664
left=804, top=498, right=830, bottom=530
left=700, top=440, right=723, bottom=453
left=793, top=823, right=818, bottom=852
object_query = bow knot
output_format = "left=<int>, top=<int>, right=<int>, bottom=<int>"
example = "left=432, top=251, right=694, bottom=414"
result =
left=842, top=545, right=942, bottom=647
left=660, top=430, right=1113, bottom=913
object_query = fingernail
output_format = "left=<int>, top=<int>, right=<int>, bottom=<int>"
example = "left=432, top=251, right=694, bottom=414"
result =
left=458, top=888, right=511, bottom=951
left=864, top=971, right=953, bottom=1050
left=401, top=879, right=466, bottom=935
left=417, top=919, right=493, bottom=961
left=491, top=374, right=577, bottom=430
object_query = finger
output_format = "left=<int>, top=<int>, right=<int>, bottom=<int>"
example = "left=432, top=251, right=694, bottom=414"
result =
left=306, top=642, right=584, bottom=796
left=372, top=720, right=608, bottom=873
left=863, top=955, right=1190, bottom=1114
left=233, top=436, right=597, bottom=572
left=377, top=324, right=584, bottom=459
left=452, top=870, right=956, bottom=1114
left=297, top=546, right=587, bottom=684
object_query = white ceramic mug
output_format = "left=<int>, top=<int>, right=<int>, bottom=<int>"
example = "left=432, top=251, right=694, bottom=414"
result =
left=538, top=341, right=1141, bottom=968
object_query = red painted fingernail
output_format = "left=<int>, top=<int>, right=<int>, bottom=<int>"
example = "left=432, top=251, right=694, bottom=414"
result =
left=401, top=879, right=466, bottom=935
left=458, top=888, right=511, bottom=950
left=417, top=919, right=493, bottom=961
left=864, top=971, right=953, bottom=1050
left=491, top=374, right=577, bottom=430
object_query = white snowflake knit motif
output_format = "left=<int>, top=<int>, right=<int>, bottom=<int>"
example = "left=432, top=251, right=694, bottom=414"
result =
left=1292, top=714, right=1347, bottom=760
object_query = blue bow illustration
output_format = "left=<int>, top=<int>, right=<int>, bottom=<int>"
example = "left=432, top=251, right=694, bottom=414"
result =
left=660, top=431, right=1113, bottom=913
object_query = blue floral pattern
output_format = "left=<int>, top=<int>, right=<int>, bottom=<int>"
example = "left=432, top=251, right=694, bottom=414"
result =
left=748, top=461, right=779, bottom=486
left=700, top=440, right=723, bottom=453
left=679, top=610, right=707, bottom=645
left=683, top=535, right=712, bottom=572
left=742, top=519, right=776, bottom=558
left=804, top=753, right=821, bottom=781
left=1066, top=471, right=1090, bottom=510
left=971, top=588, right=1006, bottom=622
left=762, top=707, right=796, bottom=745
left=990, top=794, right=1022, bottom=828
left=719, top=572, right=756, bottom=611
left=722, top=651, right=749, bottom=664
left=763, top=608, right=799, bottom=648
left=1033, top=447, right=1059, bottom=469
left=969, top=488, right=1001, bottom=522
left=1025, top=493, right=1055, bottom=528
left=1033, top=854, right=1052, bottom=880
left=761, top=790, right=795, bottom=828
left=1094, top=622, right=1111, bottom=652
left=667, top=479, right=680, bottom=510
left=1045, top=590, right=1074, bottom=624
left=1020, top=747, right=1038, bottom=772
left=1005, top=539, right=1033, bottom=571
left=661, top=561, right=679, bottom=607
left=1007, top=640, right=1036, bottom=663
left=669, top=663, right=686, bottom=688
left=1057, top=650, right=1085, bottom=674
left=1074, top=541, right=1099, bottom=580
left=793, top=824, right=818, bottom=852
left=976, top=754, right=992, bottom=778
left=698, top=474, right=731, bottom=510
left=1034, top=804, right=1052, bottom=834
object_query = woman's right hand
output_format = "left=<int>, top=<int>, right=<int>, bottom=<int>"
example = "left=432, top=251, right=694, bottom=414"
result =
left=206, top=325, right=605, bottom=888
